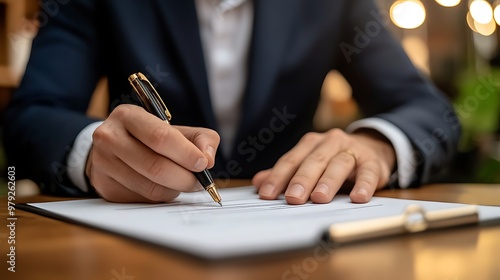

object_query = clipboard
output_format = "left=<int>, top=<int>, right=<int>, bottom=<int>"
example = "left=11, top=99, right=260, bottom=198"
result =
left=16, top=187, right=500, bottom=259
left=325, top=204, right=479, bottom=244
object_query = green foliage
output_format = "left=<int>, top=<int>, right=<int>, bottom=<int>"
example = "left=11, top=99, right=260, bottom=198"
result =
left=455, top=69, right=500, bottom=151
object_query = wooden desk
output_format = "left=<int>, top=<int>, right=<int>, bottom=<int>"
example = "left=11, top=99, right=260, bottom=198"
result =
left=1, top=183, right=499, bottom=280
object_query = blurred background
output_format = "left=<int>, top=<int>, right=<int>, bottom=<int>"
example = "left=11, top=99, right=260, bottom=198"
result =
left=0, top=0, right=499, bottom=194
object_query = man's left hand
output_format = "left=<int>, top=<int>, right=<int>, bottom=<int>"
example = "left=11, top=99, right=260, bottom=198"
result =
left=252, top=129, right=396, bottom=204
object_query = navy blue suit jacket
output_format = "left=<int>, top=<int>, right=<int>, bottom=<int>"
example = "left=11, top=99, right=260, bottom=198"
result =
left=4, top=0, right=460, bottom=195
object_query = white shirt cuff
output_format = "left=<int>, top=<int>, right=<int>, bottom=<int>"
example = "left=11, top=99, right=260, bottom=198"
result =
left=66, top=121, right=104, bottom=192
left=346, top=118, right=416, bottom=188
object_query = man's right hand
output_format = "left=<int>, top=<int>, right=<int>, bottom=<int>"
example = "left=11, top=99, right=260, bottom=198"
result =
left=86, top=104, right=220, bottom=203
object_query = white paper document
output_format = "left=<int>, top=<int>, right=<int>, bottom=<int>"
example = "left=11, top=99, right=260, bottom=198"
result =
left=26, top=186, right=500, bottom=259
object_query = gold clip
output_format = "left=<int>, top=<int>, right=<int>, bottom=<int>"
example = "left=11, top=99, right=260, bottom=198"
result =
left=128, top=72, right=172, bottom=122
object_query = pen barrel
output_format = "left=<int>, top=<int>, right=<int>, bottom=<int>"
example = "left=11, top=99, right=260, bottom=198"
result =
left=194, top=169, right=214, bottom=189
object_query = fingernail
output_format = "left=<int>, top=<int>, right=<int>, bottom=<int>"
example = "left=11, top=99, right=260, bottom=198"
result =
left=193, top=157, right=208, bottom=171
left=315, top=184, right=329, bottom=196
left=259, top=184, right=275, bottom=198
left=193, top=184, right=204, bottom=191
left=286, top=184, right=305, bottom=198
left=205, top=146, right=215, bottom=160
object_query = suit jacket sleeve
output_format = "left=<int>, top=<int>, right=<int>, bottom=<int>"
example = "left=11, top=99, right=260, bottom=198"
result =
left=336, top=0, right=460, bottom=186
left=4, top=0, right=102, bottom=195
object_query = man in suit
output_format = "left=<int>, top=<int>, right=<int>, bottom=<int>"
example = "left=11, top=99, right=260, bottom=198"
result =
left=4, top=0, right=460, bottom=204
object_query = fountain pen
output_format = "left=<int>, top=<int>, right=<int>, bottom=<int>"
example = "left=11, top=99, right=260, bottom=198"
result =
left=128, top=72, right=222, bottom=206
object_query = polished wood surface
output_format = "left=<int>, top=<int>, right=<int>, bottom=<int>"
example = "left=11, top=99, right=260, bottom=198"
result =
left=1, top=183, right=499, bottom=280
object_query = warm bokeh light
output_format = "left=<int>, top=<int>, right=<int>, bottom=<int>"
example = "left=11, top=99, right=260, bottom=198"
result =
left=470, top=0, right=493, bottom=24
left=390, top=0, right=427, bottom=29
left=494, top=4, right=500, bottom=25
left=467, top=11, right=496, bottom=36
left=467, top=9, right=496, bottom=36
left=467, top=12, right=478, bottom=32
left=435, top=0, right=461, bottom=7
left=475, top=18, right=496, bottom=36
left=401, top=36, right=430, bottom=74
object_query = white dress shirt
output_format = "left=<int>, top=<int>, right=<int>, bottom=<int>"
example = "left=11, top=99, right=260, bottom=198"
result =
left=67, top=0, right=416, bottom=192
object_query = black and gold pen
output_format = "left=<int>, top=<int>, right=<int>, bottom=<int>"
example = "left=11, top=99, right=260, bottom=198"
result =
left=128, top=72, right=222, bottom=206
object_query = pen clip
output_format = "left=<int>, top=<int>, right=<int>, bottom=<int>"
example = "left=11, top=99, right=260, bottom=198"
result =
left=128, top=72, right=172, bottom=122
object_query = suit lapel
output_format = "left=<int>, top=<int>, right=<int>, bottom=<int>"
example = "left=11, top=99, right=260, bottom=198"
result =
left=153, top=0, right=217, bottom=129
left=238, top=0, right=300, bottom=134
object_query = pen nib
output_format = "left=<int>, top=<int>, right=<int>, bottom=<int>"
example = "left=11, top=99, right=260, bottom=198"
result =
left=206, top=183, right=222, bottom=207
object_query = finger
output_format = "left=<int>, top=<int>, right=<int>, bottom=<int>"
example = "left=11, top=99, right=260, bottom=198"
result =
left=90, top=150, right=183, bottom=202
left=91, top=146, right=184, bottom=200
left=87, top=150, right=146, bottom=202
left=259, top=133, right=322, bottom=200
left=350, top=162, right=380, bottom=203
left=310, top=151, right=357, bottom=204
left=89, top=154, right=181, bottom=203
left=111, top=105, right=208, bottom=172
left=92, top=127, right=199, bottom=192
left=285, top=142, right=342, bottom=205
left=92, top=172, right=156, bottom=203
left=252, top=169, right=272, bottom=189
left=175, top=126, right=220, bottom=168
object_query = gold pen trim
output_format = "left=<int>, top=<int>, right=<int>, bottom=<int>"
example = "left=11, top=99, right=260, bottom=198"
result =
left=128, top=72, right=222, bottom=206
left=206, top=183, right=222, bottom=205
left=128, top=73, right=172, bottom=122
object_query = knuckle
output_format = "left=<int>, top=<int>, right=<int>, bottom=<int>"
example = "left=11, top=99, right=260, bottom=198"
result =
left=308, top=152, right=329, bottom=165
left=200, top=127, right=220, bottom=142
left=327, top=128, right=352, bottom=146
left=290, top=173, right=311, bottom=185
left=146, top=184, right=166, bottom=202
left=362, top=163, right=379, bottom=177
left=209, top=129, right=221, bottom=143
left=318, top=172, right=336, bottom=182
left=327, top=128, right=355, bottom=147
left=261, top=172, right=283, bottom=186
left=279, top=153, right=301, bottom=166
left=198, top=129, right=221, bottom=147
left=111, top=105, right=131, bottom=121
left=327, top=128, right=346, bottom=140
left=92, top=125, right=112, bottom=146
left=150, top=125, right=171, bottom=148
left=301, top=132, right=322, bottom=144
left=337, top=153, right=355, bottom=168
left=357, top=177, right=374, bottom=186
left=318, top=167, right=343, bottom=184
left=147, top=157, right=168, bottom=181
left=357, top=165, right=379, bottom=185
